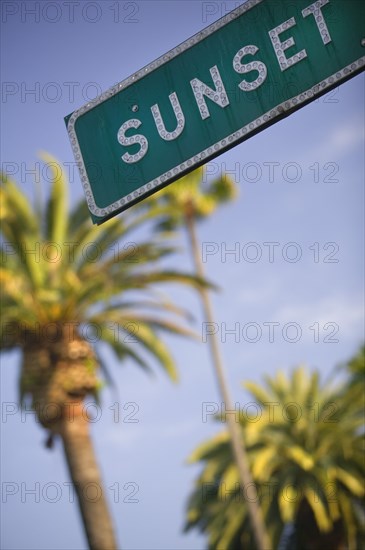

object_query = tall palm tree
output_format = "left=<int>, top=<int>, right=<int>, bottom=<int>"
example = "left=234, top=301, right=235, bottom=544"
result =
left=150, top=167, right=271, bottom=550
left=185, top=360, right=365, bottom=549
left=0, top=154, right=205, bottom=550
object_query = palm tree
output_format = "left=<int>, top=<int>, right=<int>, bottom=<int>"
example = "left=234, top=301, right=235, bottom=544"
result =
left=185, top=361, right=365, bottom=549
left=150, top=167, right=271, bottom=550
left=0, top=154, right=205, bottom=550
left=340, top=345, right=364, bottom=415
left=337, top=345, right=365, bottom=549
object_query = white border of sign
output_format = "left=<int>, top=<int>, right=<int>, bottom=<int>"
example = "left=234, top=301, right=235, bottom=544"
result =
left=66, top=0, right=365, bottom=219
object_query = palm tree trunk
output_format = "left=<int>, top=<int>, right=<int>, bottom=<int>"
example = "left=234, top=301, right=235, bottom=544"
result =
left=295, top=499, right=347, bottom=550
left=59, top=401, right=118, bottom=550
left=22, top=334, right=118, bottom=550
left=185, top=210, right=271, bottom=550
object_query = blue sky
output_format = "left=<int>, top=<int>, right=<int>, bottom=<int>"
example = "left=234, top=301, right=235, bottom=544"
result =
left=1, top=1, right=364, bottom=549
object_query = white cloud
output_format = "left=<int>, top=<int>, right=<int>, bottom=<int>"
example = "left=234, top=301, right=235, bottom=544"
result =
left=272, top=295, right=364, bottom=338
left=301, top=118, right=364, bottom=164
left=237, top=281, right=279, bottom=306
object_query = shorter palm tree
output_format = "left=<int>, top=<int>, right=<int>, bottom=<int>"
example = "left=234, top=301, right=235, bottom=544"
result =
left=1, top=154, right=206, bottom=549
left=185, top=359, right=365, bottom=549
left=340, top=345, right=364, bottom=415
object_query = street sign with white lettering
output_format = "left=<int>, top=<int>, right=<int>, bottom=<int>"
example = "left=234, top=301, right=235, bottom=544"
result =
left=65, top=0, right=365, bottom=224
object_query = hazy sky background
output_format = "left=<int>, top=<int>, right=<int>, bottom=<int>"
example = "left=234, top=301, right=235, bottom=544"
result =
left=1, top=1, right=364, bottom=549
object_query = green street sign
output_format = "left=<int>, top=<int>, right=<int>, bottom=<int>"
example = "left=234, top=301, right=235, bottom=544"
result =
left=65, top=0, right=365, bottom=224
